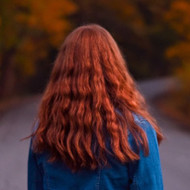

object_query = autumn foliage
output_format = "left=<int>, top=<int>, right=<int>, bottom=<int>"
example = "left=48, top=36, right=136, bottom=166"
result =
left=165, top=0, right=190, bottom=116
left=0, top=0, right=190, bottom=108
left=0, top=0, right=76, bottom=97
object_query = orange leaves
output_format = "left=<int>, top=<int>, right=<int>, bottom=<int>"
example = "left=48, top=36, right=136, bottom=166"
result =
left=165, top=0, right=190, bottom=63
left=166, top=42, right=190, bottom=60
left=165, top=1, right=190, bottom=38
left=1, top=0, right=77, bottom=78
left=15, top=0, right=77, bottom=46
left=165, top=0, right=190, bottom=102
left=27, top=0, right=76, bottom=32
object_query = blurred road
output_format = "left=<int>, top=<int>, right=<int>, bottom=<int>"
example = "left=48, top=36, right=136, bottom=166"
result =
left=0, top=77, right=190, bottom=190
left=138, top=78, right=190, bottom=190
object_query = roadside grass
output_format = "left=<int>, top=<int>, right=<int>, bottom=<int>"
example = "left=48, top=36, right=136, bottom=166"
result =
left=155, top=90, right=190, bottom=130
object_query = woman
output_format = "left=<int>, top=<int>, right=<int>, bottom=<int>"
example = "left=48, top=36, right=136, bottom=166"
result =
left=28, top=24, right=164, bottom=190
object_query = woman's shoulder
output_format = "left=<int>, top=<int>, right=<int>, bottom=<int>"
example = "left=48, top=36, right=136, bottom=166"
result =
left=114, top=108, right=156, bottom=137
left=132, top=112, right=145, bottom=123
left=129, top=113, right=163, bottom=189
left=131, top=112, right=159, bottom=152
left=132, top=112, right=156, bottom=136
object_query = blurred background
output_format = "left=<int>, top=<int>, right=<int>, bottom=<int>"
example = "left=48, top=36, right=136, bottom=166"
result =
left=0, top=0, right=190, bottom=190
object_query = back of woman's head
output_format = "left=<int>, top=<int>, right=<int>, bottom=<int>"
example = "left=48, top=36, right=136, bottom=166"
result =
left=32, top=24, right=163, bottom=171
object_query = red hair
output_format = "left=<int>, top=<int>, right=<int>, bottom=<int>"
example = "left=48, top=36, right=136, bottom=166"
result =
left=31, top=24, right=163, bottom=171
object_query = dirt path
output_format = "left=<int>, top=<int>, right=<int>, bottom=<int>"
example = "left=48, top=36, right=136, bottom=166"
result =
left=0, top=77, right=189, bottom=190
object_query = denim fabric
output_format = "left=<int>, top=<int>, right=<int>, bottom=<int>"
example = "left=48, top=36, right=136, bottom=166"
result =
left=28, top=113, right=163, bottom=190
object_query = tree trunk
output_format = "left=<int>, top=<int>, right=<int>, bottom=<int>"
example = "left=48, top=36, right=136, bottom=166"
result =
left=0, top=49, right=17, bottom=98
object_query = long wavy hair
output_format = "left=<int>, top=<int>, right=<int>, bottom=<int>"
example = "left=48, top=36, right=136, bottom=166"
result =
left=31, top=24, right=163, bottom=171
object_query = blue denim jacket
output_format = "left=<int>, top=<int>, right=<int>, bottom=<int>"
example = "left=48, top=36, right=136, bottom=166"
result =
left=28, top=113, right=163, bottom=190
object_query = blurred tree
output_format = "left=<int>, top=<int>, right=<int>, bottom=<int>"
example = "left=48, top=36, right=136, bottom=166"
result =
left=165, top=0, right=190, bottom=116
left=71, top=0, right=174, bottom=78
left=0, top=0, right=76, bottom=97
left=1, top=0, right=184, bottom=99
